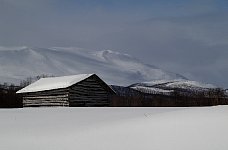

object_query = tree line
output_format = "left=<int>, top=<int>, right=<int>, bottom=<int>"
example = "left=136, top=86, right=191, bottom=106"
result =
left=0, top=74, right=54, bottom=108
left=0, top=75, right=227, bottom=108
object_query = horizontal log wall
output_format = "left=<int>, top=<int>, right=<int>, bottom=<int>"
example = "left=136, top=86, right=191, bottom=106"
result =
left=69, top=78, right=109, bottom=106
left=23, top=89, right=69, bottom=107
left=24, top=89, right=69, bottom=96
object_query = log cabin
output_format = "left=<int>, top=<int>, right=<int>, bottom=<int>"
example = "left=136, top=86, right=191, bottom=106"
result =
left=16, top=74, right=115, bottom=107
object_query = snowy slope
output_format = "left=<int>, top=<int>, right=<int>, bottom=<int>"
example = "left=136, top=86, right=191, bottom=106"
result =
left=131, top=86, right=173, bottom=95
left=130, top=79, right=216, bottom=94
left=132, top=79, right=215, bottom=89
left=0, top=106, right=228, bottom=150
left=0, top=46, right=185, bottom=85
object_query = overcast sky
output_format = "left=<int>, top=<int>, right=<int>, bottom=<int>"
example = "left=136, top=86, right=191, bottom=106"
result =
left=1, top=0, right=228, bottom=87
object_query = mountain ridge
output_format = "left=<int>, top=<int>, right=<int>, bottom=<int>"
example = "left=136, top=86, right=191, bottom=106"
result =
left=0, top=46, right=186, bottom=85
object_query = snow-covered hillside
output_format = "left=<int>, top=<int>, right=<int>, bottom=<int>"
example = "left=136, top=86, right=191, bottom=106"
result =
left=0, top=46, right=185, bottom=85
left=0, top=106, right=228, bottom=150
left=130, top=79, right=217, bottom=95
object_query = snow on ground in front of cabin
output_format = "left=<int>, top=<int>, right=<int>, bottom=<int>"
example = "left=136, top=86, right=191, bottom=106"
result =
left=0, top=106, right=228, bottom=150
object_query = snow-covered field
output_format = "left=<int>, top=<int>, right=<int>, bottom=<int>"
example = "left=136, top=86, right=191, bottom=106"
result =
left=0, top=106, right=228, bottom=150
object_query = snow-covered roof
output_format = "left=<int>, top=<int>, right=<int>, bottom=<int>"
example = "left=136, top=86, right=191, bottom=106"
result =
left=16, top=74, right=94, bottom=93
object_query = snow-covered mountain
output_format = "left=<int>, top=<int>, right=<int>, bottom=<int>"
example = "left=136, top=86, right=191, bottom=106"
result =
left=0, top=46, right=186, bottom=85
left=130, top=79, right=217, bottom=95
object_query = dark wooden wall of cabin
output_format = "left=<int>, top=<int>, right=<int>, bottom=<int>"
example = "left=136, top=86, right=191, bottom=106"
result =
left=69, top=77, right=110, bottom=106
left=23, top=88, right=69, bottom=107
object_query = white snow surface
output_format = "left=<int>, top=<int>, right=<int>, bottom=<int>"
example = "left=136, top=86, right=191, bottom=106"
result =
left=143, top=79, right=216, bottom=89
left=143, top=79, right=183, bottom=86
left=130, top=79, right=216, bottom=94
left=0, top=106, right=228, bottom=150
left=16, top=74, right=93, bottom=93
left=165, top=80, right=216, bottom=89
left=0, top=46, right=185, bottom=85
left=131, top=86, right=173, bottom=95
